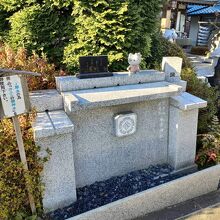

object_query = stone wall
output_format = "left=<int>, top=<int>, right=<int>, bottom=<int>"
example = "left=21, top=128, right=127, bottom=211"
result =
left=70, top=99, right=169, bottom=187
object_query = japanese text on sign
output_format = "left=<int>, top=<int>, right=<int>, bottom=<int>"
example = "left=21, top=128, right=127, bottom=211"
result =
left=0, top=75, right=26, bottom=118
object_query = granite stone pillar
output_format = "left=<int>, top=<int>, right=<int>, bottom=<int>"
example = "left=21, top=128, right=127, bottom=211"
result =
left=33, top=111, right=77, bottom=211
left=168, top=92, right=207, bottom=170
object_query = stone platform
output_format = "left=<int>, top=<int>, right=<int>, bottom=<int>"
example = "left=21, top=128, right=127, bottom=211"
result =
left=31, top=64, right=207, bottom=213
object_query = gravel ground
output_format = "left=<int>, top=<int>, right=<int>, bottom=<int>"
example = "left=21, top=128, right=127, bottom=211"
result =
left=44, top=164, right=192, bottom=220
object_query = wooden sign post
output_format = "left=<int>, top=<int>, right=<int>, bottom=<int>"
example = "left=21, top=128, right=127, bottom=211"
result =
left=0, top=69, right=40, bottom=214
left=12, top=116, right=36, bottom=213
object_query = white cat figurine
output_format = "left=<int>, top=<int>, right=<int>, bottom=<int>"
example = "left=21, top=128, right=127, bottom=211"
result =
left=127, top=53, right=142, bottom=75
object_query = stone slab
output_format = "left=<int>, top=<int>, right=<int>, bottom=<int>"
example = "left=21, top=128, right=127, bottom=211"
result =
left=63, top=82, right=182, bottom=112
left=33, top=110, right=74, bottom=139
left=176, top=80, right=187, bottom=92
left=67, top=165, right=220, bottom=220
left=48, top=110, right=74, bottom=135
left=30, top=89, right=63, bottom=112
left=162, top=57, right=183, bottom=77
left=181, top=203, right=220, bottom=220
left=32, top=112, right=55, bottom=139
left=56, top=70, right=165, bottom=92
left=193, top=62, right=215, bottom=77
left=170, top=92, right=207, bottom=111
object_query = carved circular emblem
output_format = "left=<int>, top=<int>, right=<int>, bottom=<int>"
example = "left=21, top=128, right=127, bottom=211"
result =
left=119, top=117, right=135, bottom=135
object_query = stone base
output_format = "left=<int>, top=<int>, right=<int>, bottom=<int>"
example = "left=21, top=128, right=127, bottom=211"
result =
left=33, top=110, right=77, bottom=212
left=168, top=93, right=207, bottom=170
left=76, top=72, right=113, bottom=79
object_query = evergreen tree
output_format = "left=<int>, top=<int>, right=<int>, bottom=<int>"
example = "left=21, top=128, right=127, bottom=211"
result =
left=0, top=0, right=37, bottom=12
left=0, top=1, right=74, bottom=64
left=64, top=0, right=162, bottom=72
left=0, top=0, right=73, bottom=12
left=7, top=4, right=73, bottom=64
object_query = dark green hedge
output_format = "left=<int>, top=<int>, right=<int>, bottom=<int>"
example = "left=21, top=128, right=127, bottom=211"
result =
left=1, top=0, right=163, bottom=70
left=7, top=4, right=73, bottom=64
left=0, top=0, right=38, bottom=13
left=146, top=33, right=192, bottom=70
left=0, top=0, right=73, bottom=12
left=64, top=0, right=162, bottom=72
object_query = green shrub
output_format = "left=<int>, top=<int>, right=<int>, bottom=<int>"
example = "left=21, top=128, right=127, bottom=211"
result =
left=64, top=0, right=162, bottom=73
left=7, top=4, right=73, bottom=64
left=196, top=116, right=220, bottom=169
left=0, top=44, right=66, bottom=91
left=0, top=113, right=50, bottom=219
left=191, top=46, right=209, bottom=56
left=0, top=0, right=37, bottom=12
left=181, top=68, right=219, bottom=133
left=146, top=33, right=192, bottom=70
left=44, top=0, right=74, bottom=9
left=0, top=0, right=73, bottom=12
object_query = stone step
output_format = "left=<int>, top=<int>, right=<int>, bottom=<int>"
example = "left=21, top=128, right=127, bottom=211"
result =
left=135, top=191, right=220, bottom=220
left=56, top=70, right=165, bottom=92
left=170, top=92, right=207, bottom=111
left=33, top=110, right=74, bottom=139
left=30, top=89, right=63, bottom=112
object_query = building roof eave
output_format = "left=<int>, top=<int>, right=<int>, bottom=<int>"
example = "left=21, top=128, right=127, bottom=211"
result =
left=177, top=0, right=218, bottom=6
left=179, top=0, right=218, bottom=6
left=187, top=2, right=220, bottom=16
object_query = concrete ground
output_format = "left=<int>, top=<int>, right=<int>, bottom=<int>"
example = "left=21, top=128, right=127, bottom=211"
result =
left=180, top=203, right=220, bottom=220
left=134, top=190, right=220, bottom=220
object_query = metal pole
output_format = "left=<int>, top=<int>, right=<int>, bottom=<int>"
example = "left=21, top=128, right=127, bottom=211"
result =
left=12, top=115, right=36, bottom=214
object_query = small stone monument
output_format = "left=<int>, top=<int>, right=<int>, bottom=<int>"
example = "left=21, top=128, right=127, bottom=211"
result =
left=162, top=56, right=182, bottom=80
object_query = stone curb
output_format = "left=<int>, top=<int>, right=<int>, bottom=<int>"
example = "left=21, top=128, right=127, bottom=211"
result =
left=67, top=165, right=220, bottom=220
